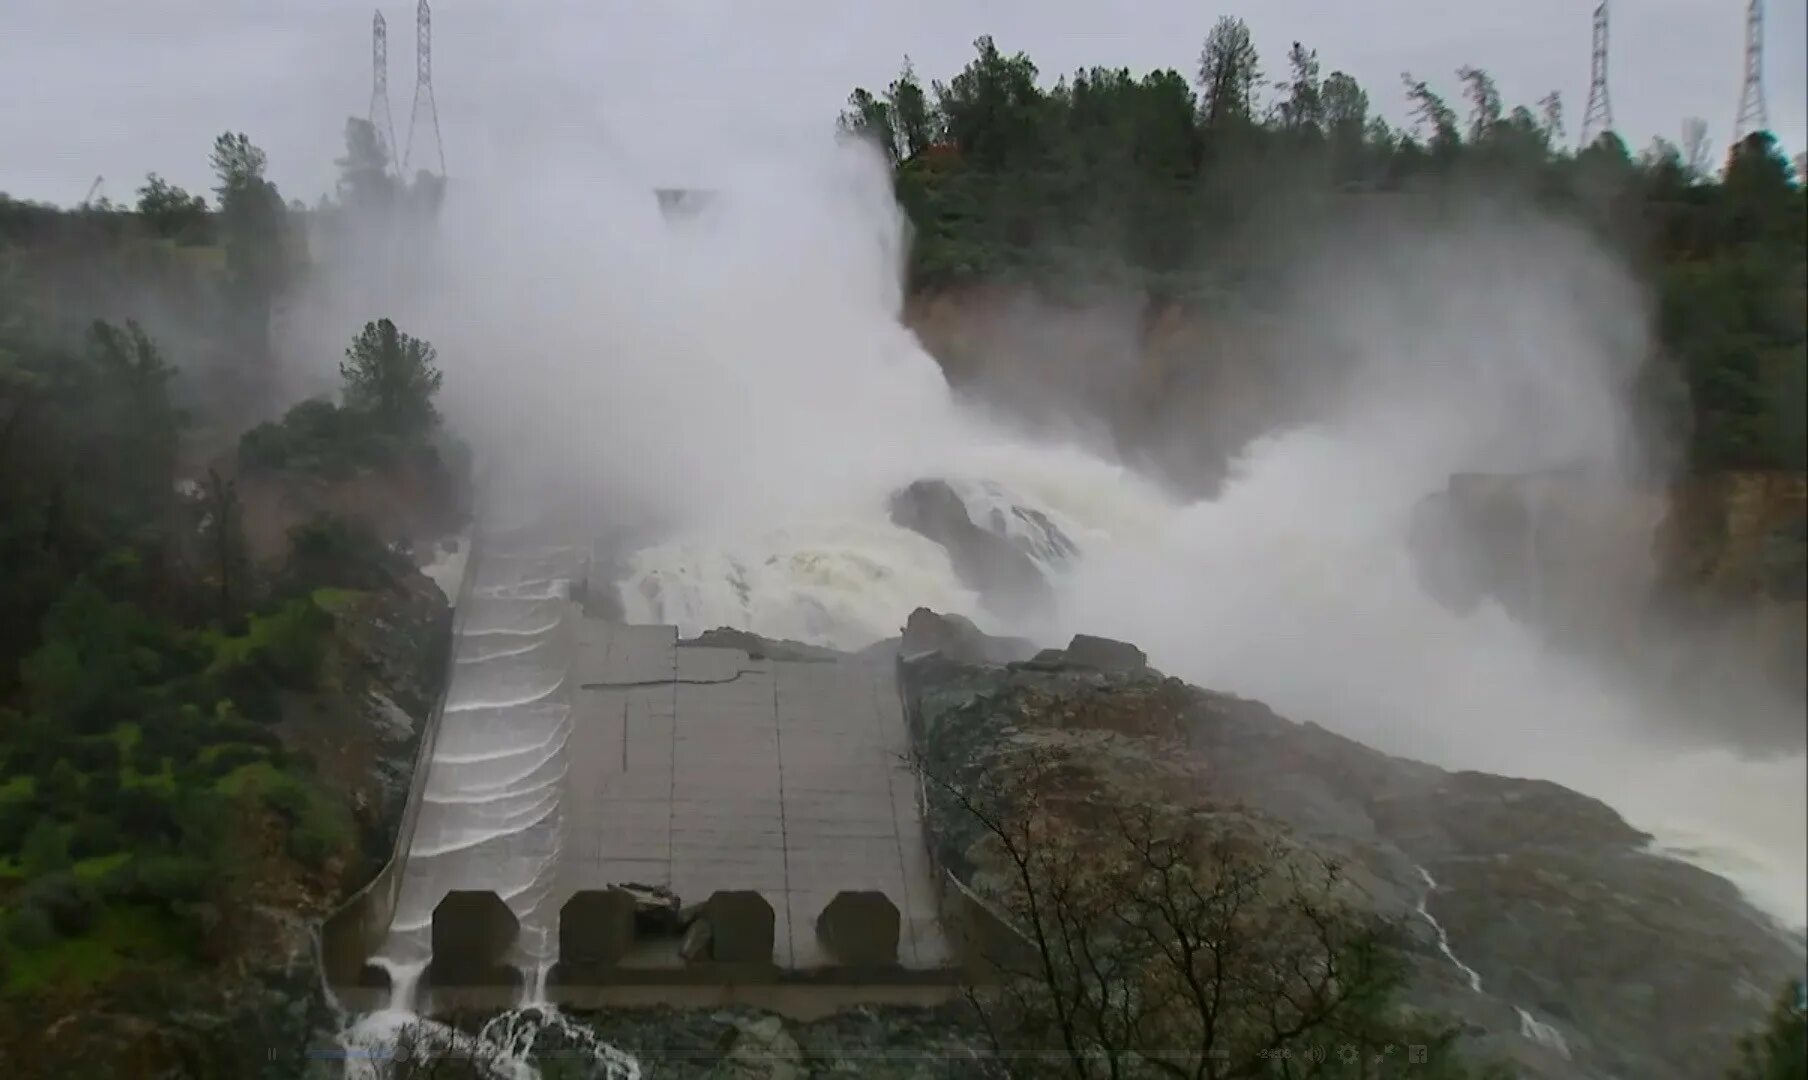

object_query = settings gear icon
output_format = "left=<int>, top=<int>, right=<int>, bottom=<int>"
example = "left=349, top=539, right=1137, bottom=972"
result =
left=1337, top=1045, right=1360, bottom=1065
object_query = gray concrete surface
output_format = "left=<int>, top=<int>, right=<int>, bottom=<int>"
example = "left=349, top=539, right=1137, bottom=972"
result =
left=563, top=618, right=952, bottom=974
left=350, top=525, right=956, bottom=1008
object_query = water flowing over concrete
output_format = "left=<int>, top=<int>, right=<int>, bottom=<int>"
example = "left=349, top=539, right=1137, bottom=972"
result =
left=336, top=512, right=956, bottom=1018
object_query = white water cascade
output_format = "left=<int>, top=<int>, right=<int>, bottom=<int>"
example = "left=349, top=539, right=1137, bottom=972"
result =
left=622, top=430, right=1808, bottom=933
left=337, top=512, right=642, bottom=1079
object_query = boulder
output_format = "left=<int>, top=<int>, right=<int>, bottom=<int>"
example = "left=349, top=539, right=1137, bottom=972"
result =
left=679, top=917, right=713, bottom=962
left=722, top=1014, right=804, bottom=1080
left=902, top=608, right=1036, bottom=666
left=1064, top=634, right=1147, bottom=675
left=889, top=479, right=1052, bottom=619
left=617, top=880, right=682, bottom=935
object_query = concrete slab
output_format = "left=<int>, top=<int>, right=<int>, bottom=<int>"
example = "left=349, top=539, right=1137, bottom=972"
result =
left=379, top=591, right=954, bottom=997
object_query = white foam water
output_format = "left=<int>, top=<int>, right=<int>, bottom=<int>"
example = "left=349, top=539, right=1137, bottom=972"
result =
left=337, top=521, right=642, bottom=1078
left=622, top=447, right=1808, bottom=933
left=1415, top=867, right=1573, bottom=1059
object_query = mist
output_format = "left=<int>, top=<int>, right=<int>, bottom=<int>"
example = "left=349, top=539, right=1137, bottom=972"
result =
left=283, top=113, right=1805, bottom=927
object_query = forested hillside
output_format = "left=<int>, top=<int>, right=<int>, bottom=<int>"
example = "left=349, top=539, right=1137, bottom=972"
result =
left=843, top=25, right=1806, bottom=476
left=0, top=126, right=466, bottom=1067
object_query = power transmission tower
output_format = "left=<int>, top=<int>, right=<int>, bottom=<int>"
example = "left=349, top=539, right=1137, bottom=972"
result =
left=369, top=11, right=399, bottom=169
left=1579, top=1, right=1614, bottom=148
left=403, top=0, right=446, bottom=178
left=1733, top=0, right=1768, bottom=142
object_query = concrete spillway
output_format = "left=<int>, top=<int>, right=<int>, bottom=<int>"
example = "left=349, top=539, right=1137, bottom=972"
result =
left=327, top=523, right=959, bottom=1013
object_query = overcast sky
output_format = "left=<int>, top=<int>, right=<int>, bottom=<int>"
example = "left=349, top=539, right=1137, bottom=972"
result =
left=2, top=0, right=1803, bottom=205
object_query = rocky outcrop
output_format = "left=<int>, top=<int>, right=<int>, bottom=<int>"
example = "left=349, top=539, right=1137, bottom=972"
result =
left=902, top=287, right=1296, bottom=499
left=899, top=614, right=1806, bottom=1080
left=555, top=1003, right=995, bottom=1079
left=900, top=607, right=1035, bottom=666
left=888, top=480, right=1053, bottom=620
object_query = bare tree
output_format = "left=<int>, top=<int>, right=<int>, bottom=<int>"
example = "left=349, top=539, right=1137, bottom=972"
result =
left=919, top=749, right=1477, bottom=1079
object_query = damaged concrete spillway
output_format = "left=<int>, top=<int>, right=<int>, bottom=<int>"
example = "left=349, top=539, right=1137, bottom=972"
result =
left=325, top=523, right=957, bottom=1013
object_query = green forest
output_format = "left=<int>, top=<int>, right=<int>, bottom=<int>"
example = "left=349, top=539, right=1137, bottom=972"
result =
left=842, top=25, right=1807, bottom=474
left=0, top=125, right=459, bottom=1021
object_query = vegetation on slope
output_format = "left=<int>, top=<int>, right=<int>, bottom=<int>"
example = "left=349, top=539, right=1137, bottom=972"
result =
left=0, top=126, right=460, bottom=1027
left=842, top=27, right=1806, bottom=475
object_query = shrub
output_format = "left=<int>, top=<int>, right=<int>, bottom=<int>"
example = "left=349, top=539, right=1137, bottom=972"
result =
left=112, top=853, right=210, bottom=905
left=12, top=872, right=100, bottom=936
left=67, top=813, right=122, bottom=859
left=114, top=787, right=178, bottom=845
left=238, top=398, right=394, bottom=479
left=4, top=905, right=54, bottom=950
left=252, top=599, right=332, bottom=689
left=19, top=820, right=70, bottom=876
left=279, top=513, right=408, bottom=595
left=203, top=744, right=268, bottom=778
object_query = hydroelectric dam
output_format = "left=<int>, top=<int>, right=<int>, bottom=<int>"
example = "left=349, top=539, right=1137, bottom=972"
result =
left=321, top=513, right=973, bottom=1015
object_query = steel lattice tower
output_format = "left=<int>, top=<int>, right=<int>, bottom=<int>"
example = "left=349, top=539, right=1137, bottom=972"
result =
left=1734, top=0, right=1769, bottom=141
left=369, top=12, right=399, bottom=169
left=1579, top=1, right=1614, bottom=147
left=403, top=0, right=446, bottom=177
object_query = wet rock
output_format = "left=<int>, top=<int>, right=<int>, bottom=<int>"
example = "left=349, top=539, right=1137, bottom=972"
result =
left=679, top=918, right=713, bottom=962
left=1063, top=633, right=1146, bottom=674
left=721, top=1015, right=804, bottom=1080
left=617, top=880, right=682, bottom=935
left=900, top=639, right=1807, bottom=1080
left=889, top=479, right=1053, bottom=620
left=901, top=607, right=1035, bottom=666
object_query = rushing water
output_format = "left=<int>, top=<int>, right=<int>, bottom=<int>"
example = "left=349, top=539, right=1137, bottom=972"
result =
left=337, top=510, right=644, bottom=1078
left=619, top=435, right=1808, bottom=933
left=343, top=136, right=1801, bottom=1077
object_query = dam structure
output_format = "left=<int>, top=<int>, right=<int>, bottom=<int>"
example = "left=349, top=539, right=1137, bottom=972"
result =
left=323, top=515, right=959, bottom=1013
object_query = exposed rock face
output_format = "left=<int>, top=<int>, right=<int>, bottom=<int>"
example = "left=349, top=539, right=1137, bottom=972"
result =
left=1408, top=467, right=1806, bottom=750
left=899, top=614, right=1806, bottom=1080
left=900, top=607, right=1036, bottom=666
left=889, top=479, right=1052, bottom=620
left=903, top=286, right=1297, bottom=500
left=237, top=452, right=467, bottom=567
left=1406, top=468, right=1664, bottom=643
left=557, top=1004, right=996, bottom=1079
